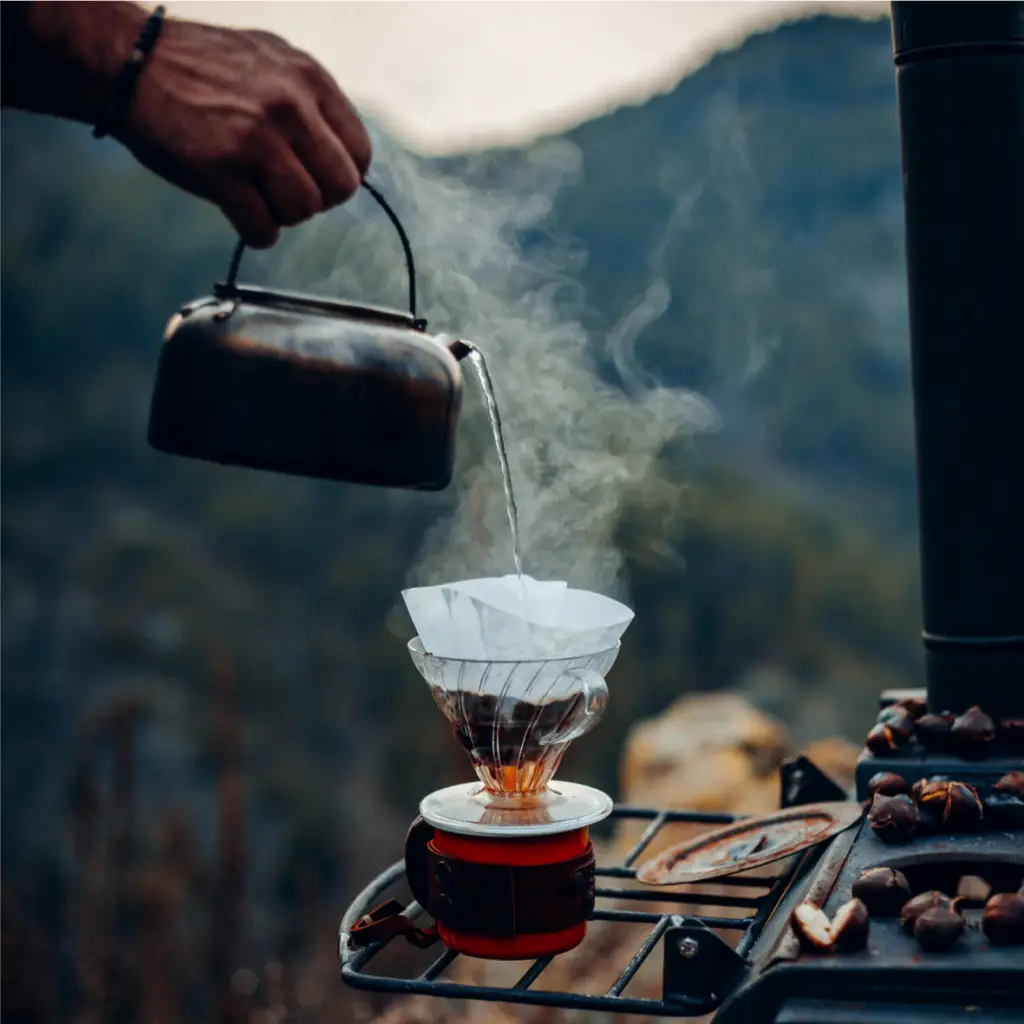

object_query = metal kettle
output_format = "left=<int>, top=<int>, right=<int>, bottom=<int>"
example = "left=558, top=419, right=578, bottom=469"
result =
left=148, top=184, right=471, bottom=491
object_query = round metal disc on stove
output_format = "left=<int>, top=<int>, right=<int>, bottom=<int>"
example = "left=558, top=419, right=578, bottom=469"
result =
left=420, top=781, right=613, bottom=837
left=635, top=801, right=864, bottom=886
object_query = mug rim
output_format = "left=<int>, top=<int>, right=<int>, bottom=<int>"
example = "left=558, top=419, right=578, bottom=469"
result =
left=407, top=635, right=620, bottom=665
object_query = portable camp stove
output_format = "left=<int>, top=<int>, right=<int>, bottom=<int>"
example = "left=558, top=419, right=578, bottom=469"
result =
left=340, top=757, right=852, bottom=1018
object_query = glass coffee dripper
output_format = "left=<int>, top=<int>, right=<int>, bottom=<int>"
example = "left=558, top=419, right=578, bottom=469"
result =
left=403, top=575, right=632, bottom=836
left=410, top=639, right=616, bottom=795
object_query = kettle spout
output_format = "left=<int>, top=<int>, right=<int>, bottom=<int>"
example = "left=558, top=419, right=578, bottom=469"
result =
left=448, top=339, right=474, bottom=362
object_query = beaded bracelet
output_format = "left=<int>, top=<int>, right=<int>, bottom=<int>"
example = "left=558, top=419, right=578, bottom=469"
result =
left=93, top=5, right=167, bottom=139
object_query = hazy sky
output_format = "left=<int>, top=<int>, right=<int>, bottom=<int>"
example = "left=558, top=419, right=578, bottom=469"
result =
left=166, top=0, right=887, bottom=154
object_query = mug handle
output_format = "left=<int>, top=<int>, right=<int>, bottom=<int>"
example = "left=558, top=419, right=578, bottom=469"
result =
left=539, top=668, right=609, bottom=745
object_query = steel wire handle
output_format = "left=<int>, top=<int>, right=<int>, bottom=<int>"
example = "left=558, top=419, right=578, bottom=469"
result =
left=223, top=180, right=419, bottom=319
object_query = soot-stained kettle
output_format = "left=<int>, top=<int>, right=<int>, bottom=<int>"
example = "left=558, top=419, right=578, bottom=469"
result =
left=148, top=183, right=472, bottom=490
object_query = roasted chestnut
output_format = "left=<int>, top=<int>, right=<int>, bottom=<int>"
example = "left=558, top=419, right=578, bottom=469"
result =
left=791, top=902, right=833, bottom=952
left=993, top=771, right=1024, bottom=800
left=914, top=906, right=964, bottom=952
left=866, top=771, right=909, bottom=800
left=851, top=866, right=912, bottom=916
left=876, top=705, right=916, bottom=741
left=865, top=723, right=900, bottom=756
left=910, top=774, right=948, bottom=803
left=900, top=890, right=954, bottom=934
left=894, top=696, right=928, bottom=720
left=916, top=780, right=984, bottom=831
left=831, top=898, right=870, bottom=952
left=981, top=893, right=1024, bottom=946
left=950, top=706, right=996, bottom=759
left=869, top=793, right=922, bottom=844
left=984, top=792, right=1024, bottom=829
left=914, top=713, right=953, bottom=751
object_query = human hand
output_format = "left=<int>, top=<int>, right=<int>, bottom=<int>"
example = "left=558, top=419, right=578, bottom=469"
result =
left=119, top=15, right=372, bottom=248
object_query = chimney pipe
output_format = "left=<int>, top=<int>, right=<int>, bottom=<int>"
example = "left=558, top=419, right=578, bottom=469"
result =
left=891, top=2, right=1024, bottom=720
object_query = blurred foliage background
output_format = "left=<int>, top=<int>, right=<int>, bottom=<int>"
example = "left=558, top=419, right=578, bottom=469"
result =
left=2, top=13, right=922, bottom=1023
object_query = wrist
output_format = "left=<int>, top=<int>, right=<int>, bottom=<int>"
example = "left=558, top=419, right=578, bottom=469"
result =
left=16, top=2, right=150, bottom=124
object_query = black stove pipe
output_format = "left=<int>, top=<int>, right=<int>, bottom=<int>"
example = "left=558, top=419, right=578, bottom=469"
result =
left=891, top=3, right=1024, bottom=722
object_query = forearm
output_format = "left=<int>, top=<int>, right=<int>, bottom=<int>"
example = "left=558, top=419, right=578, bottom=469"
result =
left=1, top=1, right=148, bottom=124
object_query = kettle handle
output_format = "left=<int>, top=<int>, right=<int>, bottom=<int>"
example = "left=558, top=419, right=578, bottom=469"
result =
left=223, top=180, right=421, bottom=320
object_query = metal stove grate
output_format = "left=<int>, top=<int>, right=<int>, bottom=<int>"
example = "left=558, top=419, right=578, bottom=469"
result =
left=339, top=804, right=812, bottom=1017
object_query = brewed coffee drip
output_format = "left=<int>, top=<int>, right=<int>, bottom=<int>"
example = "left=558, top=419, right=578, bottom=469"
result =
left=430, top=688, right=585, bottom=795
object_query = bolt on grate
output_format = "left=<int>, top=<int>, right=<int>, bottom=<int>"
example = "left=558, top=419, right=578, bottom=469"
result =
left=339, top=805, right=811, bottom=1017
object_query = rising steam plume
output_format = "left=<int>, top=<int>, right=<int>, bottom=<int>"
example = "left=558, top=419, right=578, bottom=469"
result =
left=303, top=130, right=720, bottom=602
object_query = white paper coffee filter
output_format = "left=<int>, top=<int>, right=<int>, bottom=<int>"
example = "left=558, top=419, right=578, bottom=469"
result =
left=402, top=575, right=633, bottom=661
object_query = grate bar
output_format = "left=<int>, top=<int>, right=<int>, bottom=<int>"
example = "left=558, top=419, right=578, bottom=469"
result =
left=694, top=874, right=779, bottom=888
left=609, top=807, right=738, bottom=824
left=596, top=865, right=775, bottom=888
left=595, top=886, right=762, bottom=908
left=420, top=949, right=458, bottom=981
left=606, top=916, right=672, bottom=996
left=592, top=906, right=758, bottom=930
left=596, top=866, right=643, bottom=879
left=594, top=907, right=755, bottom=931
left=341, top=972, right=711, bottom=1016
left=622, top=812, right=668, bottom=866
left=594, top=906, right=668, bottom=924
left=682, top=915, right=753, bottom=931
left=513, top=956, right=553, bottom=991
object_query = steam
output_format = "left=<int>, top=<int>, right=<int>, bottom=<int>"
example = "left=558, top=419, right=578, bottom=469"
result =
left=315, top=129, right=720, bottom=601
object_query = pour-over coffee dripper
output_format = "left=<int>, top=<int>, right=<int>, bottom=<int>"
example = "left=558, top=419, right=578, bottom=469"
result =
left=399, top=576, right=632, bottom=959
left=409, top=639, right=618, bottom=831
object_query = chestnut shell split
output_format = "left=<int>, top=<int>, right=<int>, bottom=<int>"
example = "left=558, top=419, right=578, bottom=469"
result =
left=831, top=898, right=870, bottom=952
left=877, top=705, right=917, bottom=737
left=910, top=774, right=949, bottom=803
left=792, top=902, right=833, bottom=952
left=791, top=898, right=870, bottom=955
left=916, top=780, right=984, bottom=830
left=868, top=793, right=922, bottom=844
left=865, top=723, right=900, bottom=756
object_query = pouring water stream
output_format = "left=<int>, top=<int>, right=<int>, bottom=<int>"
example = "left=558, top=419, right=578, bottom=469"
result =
left=464, top=345, right=524, bottom=583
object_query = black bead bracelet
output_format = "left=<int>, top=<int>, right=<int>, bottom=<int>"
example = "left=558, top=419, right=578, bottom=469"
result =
left=93, top=5, right=166, bottom=139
